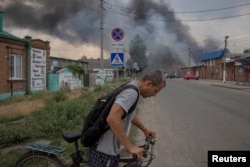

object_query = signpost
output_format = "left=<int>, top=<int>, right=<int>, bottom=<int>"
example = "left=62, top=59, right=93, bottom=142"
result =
left=110, top=53, right=124, bottom=67
left=111, top=27, right=125, bottom=41
left=110, top=27, right=125, bottom=86
left=111, top=41, right=125, bottom=49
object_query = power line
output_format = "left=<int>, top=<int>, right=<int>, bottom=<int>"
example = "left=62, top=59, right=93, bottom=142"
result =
left=156, top=3, right=250, bottom=14
left=104, top=1, right=250, bottom=14
left=105, top=8, right=250, bottom=22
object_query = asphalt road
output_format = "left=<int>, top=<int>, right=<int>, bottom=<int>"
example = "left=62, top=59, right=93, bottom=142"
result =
left=137, top=79, right=250, bottom=167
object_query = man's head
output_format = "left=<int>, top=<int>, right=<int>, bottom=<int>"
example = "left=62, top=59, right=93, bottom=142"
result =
left=137, top=69, right=166, bottom=98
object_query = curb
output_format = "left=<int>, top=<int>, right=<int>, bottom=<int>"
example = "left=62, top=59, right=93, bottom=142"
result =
left=211, top=84, right=250, bottom=91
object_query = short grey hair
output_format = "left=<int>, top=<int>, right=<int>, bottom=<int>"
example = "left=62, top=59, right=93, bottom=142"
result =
left=140, top=69, right=166, bottom=86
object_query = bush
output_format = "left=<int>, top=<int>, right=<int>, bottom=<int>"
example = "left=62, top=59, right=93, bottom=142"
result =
left=53, top=90, right=68, bottom=102
left=0, top=125, right=31, bottom=148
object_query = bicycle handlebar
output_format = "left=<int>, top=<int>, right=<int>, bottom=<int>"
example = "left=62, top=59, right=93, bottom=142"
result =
left=122, top=136, right=156, bottom=167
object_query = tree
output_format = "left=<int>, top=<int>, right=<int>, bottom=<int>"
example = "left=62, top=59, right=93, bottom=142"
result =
left=127, top=34, right=148, bottom=71
left=67, top=64, right=84, bottom=79
left=243, top=49, right=250, bottom=53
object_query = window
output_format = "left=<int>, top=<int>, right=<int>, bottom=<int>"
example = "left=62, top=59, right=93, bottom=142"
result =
left=9, top=54, right=22, bottom=79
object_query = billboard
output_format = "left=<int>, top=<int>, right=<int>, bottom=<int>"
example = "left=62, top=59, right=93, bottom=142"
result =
left=30, top=48, right=46, bottom=91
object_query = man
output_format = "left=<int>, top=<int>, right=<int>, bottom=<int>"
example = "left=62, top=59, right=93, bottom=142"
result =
left=89, top=69, right=166, bottom=167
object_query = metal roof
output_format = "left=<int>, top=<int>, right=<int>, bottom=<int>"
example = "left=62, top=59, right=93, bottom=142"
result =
left=0, top=30, right=28, bottom=43
left=200, top=50, right=224, bottom=61
left=235, top=57, right=250, bottom=65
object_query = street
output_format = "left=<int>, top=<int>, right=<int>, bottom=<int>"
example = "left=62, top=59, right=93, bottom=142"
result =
left=137, top=79, right=250, bottom=167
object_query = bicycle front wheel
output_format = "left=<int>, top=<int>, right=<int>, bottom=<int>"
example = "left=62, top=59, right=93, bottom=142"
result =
left=13, top=150, right=65, bottom=167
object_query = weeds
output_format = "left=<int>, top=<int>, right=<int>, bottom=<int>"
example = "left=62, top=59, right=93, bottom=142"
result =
left=0, top=78, right=135, bottom=166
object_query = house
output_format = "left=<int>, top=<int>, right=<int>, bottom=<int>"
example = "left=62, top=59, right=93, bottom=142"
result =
left=0, top=11, right=50, bottom=100
left=50, top=56, right=88, bottom=74
left=179, top=49, right=250, bottom=83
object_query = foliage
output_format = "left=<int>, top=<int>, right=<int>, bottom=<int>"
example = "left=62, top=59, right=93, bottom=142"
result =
left=0, top=125, right=31, bottom=148
left=0, top=79, right=138, bottom=166
left=52, top=89, right=68, bottom=102
left=67, top=64, right=84, bottom=78
left=127, top=34, right=148, bottom=71
left=243, top=48, right=250, bottom=53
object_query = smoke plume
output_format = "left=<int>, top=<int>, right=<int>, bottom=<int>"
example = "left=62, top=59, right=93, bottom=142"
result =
left=0, top=0, right=220, bottom=73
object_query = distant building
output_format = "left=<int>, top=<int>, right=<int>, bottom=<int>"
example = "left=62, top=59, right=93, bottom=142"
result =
left=179, top=49, right=250, bottom=83
left=50, top=56, right=88, bottom=74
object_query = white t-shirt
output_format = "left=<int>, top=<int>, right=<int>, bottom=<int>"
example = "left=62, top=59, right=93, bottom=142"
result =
left=96, top=81, right=139, bottom=155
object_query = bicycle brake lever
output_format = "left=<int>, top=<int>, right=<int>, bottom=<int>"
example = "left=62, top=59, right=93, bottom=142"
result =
left=143, top=151, right=148, bottom=158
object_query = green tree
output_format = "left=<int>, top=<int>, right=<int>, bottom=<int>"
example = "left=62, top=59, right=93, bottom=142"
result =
left=243, top=49, right=250, bottom=53
left=127, top=34, right=148, bottom=71
left=67, top=64, right=84, bottom=79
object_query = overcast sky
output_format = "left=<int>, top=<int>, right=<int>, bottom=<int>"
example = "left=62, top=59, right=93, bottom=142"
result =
left=1, top=0, right=250, bottom=68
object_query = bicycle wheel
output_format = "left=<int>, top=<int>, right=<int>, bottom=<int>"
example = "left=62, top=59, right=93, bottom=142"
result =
left=13, top=150, right=65, bottom=167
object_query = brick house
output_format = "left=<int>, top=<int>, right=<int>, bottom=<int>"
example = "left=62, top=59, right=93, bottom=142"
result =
left=0, top=11, right=50, bottom=100
left=180, top=49, right=250, bottom=83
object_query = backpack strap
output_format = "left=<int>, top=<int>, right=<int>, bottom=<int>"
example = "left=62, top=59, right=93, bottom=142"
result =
left=113, top=83, right=140, bottom=116
left=102, top=83, right=139, bottom=132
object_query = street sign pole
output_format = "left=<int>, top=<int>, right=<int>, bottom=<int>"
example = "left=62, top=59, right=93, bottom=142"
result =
left=110, top=27, right=125, bottom=86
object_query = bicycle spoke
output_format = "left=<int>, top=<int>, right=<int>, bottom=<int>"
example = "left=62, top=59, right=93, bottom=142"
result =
left=17, top=157, right=59, bottom=167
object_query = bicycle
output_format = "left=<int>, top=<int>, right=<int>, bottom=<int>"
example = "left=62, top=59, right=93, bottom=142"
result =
left=13, top=131, right=156, bottom=167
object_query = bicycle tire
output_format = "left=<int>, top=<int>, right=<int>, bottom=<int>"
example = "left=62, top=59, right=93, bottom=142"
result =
left=13, top=150, right=65, bottom=167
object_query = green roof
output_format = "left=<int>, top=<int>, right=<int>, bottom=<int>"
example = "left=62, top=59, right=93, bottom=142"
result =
left=0, top=30, right=28, bottom=43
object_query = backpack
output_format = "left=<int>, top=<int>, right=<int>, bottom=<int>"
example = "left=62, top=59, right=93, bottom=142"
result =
left=81, top=83, right=139, bottom=147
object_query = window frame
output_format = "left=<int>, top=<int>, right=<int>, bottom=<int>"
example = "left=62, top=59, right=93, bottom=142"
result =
left=9, top=54, right=23, bottom=80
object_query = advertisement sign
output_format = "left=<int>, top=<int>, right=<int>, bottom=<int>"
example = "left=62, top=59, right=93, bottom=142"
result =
left=30, top=48, right=46, bottom=91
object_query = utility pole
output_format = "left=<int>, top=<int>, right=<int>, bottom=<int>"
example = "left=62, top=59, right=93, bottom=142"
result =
left=188, top=48, right=191, bottom=74
left=100, top=0, right=104, bottom=70
left=223, top=36, right=229, bottom=83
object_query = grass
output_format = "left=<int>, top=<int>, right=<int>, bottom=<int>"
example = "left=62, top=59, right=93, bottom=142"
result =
left=0, top=78, right=134, bottom=167
left=0, top=100, right=44, bottom=122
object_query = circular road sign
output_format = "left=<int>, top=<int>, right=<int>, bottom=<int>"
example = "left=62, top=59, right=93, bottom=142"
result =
left=111, top=27, right=125, bottom=41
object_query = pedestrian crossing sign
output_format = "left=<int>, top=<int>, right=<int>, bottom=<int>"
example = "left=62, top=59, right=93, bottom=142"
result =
left=110, top=53, right=124, bottom=67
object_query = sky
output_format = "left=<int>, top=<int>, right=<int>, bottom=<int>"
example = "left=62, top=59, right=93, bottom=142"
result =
left=1, top=0, right=250, bottom=71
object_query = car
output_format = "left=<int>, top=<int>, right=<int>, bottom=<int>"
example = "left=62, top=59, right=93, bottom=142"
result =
left=183, top=74, right=199, bottom=80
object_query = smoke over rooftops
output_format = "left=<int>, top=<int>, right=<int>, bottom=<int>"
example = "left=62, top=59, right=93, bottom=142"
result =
left=0, top=0, right=220, bottom=72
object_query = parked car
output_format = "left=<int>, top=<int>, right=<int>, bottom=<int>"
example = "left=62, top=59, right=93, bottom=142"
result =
left=183, top=74, right=199, bottom=80
left=167, top=73, right=180, bottom=79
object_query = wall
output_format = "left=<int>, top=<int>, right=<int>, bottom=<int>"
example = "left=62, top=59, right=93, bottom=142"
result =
left=180, top=55, right=250, bottom=83
left=0, top=37, right=27, bottom=98
left=25, top=37, right=50, bottom=92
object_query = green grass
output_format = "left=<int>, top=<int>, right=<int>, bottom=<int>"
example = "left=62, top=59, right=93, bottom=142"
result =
left=0, top=78, right=136, bottom=167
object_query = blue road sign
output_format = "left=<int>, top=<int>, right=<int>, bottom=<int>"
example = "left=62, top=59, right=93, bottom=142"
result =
left=110, top=53, right=124, bottom=67
left=111, top=27, right=125, bottom=41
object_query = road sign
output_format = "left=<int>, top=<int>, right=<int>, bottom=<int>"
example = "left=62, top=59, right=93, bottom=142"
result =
left=111, top=41, right=125, bottom=49
left=111, top=27, right=125, bottom=41
left=110, top=53, right=124, bottom=67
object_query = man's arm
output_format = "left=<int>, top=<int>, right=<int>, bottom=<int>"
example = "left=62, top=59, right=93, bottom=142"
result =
left=132, top=115, right=156, bottom=138
left=106, top=103, right=143, bottom=159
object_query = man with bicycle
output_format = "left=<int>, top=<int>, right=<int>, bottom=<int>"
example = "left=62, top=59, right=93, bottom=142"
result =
left=88, top=69, right=166, bottom=167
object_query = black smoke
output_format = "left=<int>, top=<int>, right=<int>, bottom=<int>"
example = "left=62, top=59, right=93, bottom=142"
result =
left=128, top=0, right=220, bottom=71
left=0, top=0, right=220, bottom=72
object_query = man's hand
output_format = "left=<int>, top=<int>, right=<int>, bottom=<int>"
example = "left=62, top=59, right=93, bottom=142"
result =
left=144, top=128, right=156, bottom=139
left=128, top=145, right=144, bottom=160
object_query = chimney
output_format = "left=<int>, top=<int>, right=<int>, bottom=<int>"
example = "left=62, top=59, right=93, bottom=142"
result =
left=0, top=11, right=4, bottom=32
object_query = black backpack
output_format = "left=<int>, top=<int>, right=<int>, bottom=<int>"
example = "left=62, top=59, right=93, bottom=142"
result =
left=81, top=83, right=139, bottom=147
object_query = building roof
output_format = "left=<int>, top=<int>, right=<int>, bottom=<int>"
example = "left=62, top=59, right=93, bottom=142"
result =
left=0, top=30, right=28, bottom=43
left=235, top=57, right=250, bottom=65
left=50, top=56, right=88, bottom=64
left=200, top=50, right=225, bottom=61
left=86, top=58, right=115, bottom=70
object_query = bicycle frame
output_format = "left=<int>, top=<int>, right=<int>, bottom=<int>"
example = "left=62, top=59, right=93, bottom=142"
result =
left=14, top=131, right=156, bottom=167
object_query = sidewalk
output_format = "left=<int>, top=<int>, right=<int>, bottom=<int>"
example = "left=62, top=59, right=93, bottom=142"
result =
left=198, top=79, right=250, bottom=92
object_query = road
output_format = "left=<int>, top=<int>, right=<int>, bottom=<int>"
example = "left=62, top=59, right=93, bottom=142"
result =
left=136, top=79, right=250, bottom=167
